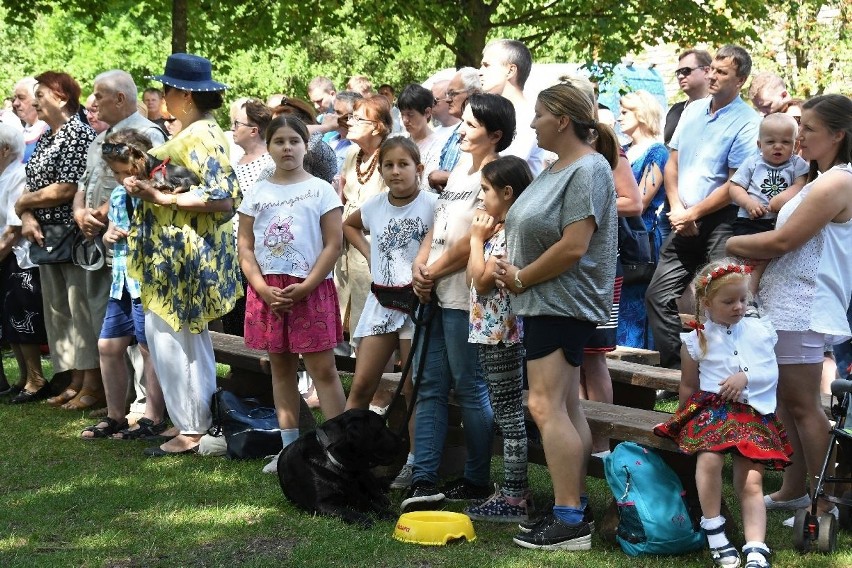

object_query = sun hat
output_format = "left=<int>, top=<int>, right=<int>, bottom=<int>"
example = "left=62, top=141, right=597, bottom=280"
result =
left=146, top=53, right=228, bottom=92
left=72, top=232, right=106, bottom=272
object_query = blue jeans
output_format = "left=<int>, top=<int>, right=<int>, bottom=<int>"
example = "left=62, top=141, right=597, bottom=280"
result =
left=411, top=306, right=493, bottom=486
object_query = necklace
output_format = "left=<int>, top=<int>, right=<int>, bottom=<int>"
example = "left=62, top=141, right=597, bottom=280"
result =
left=355, top=148, right=380, bottom=185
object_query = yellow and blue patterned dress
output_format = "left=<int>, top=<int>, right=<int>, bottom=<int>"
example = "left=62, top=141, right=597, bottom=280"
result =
left=127, top=118, right=243, bottom=333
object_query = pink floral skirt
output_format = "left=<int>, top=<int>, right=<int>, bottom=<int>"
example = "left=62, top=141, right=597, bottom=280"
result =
left=244, top=274, right=343, bottom=354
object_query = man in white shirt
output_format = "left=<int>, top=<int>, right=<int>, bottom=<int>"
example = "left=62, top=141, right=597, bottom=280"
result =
left=430, top=80, right=460, bottom=145
left=478, top=39, right=546, bottom=176
left=11, top=77, right=48, bottom=162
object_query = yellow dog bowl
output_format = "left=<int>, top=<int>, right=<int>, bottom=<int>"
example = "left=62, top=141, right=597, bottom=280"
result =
left=393, top=511, right=476, bottom=546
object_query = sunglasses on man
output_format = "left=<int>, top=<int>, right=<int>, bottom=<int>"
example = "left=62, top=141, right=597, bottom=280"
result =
left=675, top=66, right=708, bottom=78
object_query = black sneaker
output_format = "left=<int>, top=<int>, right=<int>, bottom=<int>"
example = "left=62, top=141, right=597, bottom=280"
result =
left=441, top=478, right=490, bottom=501
left=513, top=513, right=592, bottom=551
left=518, top=504, right=594, bottom=533
left=400, top=481, right=445, bottom=512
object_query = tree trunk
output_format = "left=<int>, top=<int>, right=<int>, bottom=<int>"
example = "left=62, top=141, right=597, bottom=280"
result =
left=172, top=0, right=187, bottom=53
left=452, top=0, right=497, bottom=68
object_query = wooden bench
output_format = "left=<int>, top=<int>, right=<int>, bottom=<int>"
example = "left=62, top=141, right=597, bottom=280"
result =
left=210, top=331, right=317, bottom=431
left=607, top=346, right=660, bottom=366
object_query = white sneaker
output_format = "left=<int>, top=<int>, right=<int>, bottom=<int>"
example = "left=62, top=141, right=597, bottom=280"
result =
left=390, top=463, right=414, bottom=489
left=262, top=451, right=281, bottom=474
left=764, top=493, right=811, bottom=510
left=782, top=506, right=838, bottom=527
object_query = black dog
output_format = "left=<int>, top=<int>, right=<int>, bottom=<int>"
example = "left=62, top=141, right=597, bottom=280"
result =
left=277, top=408, right=403, bottom=527
left=144, top=155, right=200, bottom=193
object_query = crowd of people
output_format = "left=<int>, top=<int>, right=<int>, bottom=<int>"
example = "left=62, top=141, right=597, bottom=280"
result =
left=1, top=38, right=851, bottom=563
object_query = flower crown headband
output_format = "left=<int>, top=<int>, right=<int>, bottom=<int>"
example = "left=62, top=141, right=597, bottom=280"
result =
left=698, top=263, right=752, bottom=291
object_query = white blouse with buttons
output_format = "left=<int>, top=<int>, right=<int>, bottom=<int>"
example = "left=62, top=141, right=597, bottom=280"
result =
left=681, top=317, right=779, bottom=415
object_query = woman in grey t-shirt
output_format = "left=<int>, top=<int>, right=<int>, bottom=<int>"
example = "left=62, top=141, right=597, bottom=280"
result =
left=496, top=82, right=618, bottom=551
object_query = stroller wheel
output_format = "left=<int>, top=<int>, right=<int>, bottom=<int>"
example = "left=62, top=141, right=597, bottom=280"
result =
left=817, top=512, right=838, bottom=553
left=793, top=509, right=812, bottom=552
left=839, top=491, right=852, bottom=530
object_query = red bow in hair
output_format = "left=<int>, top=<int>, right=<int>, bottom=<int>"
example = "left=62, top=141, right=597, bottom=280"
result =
left=687, top=320, right=704, bottom=331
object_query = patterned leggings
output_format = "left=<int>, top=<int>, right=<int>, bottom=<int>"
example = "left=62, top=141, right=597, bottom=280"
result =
left=479, top=342, right=528, bottom=497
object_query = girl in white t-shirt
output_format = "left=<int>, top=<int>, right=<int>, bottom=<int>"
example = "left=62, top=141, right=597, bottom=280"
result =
left=342, top=138, right=437, bottom=485
left=238, top=116, right=346, bottom=474
left=654, top=259, right=792, bottom=568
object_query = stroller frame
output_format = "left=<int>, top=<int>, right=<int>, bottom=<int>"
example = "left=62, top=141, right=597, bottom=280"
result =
left=792, top=378, right=852, bottom=553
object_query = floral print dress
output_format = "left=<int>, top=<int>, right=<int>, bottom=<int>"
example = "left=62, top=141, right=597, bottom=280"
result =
left=127, top=118, right=243, bottom=333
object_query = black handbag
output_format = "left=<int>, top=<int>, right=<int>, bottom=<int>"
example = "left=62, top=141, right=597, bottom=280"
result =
left=29, top=223, right=78, bottom=265
left=618, top=215, right=657, bottom=286
left=212, top=388, right=283, bottom=459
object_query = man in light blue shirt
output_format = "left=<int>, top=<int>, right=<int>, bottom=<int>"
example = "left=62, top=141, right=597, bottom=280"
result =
left=645, top=45, right=761, bottom=368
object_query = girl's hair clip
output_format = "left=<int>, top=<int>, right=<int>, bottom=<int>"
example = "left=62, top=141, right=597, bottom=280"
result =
left=687, top=320, right=704, bottom=331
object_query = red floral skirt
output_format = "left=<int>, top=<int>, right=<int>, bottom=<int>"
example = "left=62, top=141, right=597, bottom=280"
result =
left=653, top=390, right=793, bottom=470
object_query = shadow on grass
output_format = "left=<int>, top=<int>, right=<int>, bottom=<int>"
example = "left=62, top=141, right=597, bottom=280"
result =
left=1, top=356, right=852, bottom=567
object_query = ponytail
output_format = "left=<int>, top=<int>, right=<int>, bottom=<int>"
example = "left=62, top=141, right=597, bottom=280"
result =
left=593, top=122, right=619, bottom=170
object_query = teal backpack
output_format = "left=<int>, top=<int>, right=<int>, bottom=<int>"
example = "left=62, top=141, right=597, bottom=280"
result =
left=604, top=442, right=705, bottom=556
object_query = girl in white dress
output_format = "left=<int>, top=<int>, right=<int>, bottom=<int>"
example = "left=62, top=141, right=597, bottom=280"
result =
left=343, top=137, right=437, bottom=485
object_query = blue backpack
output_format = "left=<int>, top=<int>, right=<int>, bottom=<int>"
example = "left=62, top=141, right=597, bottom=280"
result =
left=604, top=442, right=704, bottom=556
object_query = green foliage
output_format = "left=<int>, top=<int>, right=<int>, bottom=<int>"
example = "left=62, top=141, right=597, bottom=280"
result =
left=0, top=1, right=170, bottom=95
left=746, top=0, right=851, bottom=97
left=1, top=0, right=845, bottom=110
left=0, top=0, right=453, bottom=108
left=346, top=0, right=769, bottom=70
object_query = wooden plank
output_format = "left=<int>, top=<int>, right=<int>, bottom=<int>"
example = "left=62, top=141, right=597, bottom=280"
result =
left=210, top=331, right=271, bottom=375
left=210, top=331, right=834, bottom=418
left=209, top=330, right=357, bottom=374
left=607, top=358, right=680, bottom=391
left=607, top=346, right=660, bottom=366
left=581, top=399, right=678, bottom=452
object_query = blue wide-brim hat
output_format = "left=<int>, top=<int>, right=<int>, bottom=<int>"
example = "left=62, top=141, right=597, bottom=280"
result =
left=146, top=52, right=228, bottom=92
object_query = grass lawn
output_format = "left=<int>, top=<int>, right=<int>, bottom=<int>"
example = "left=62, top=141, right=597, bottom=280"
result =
left=1, top=358, right=851, bottom=567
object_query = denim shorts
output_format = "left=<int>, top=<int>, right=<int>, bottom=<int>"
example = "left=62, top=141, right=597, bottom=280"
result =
left=100, top=290, right=146, bottom=345
left=523, top=315, right=597, bottom=367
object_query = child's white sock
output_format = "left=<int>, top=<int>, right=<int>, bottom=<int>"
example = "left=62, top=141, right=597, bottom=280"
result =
left=280, top=428, right=300, bottom=448
left=405, top=452, right=415, bottom=465
left=743, top=541, right=770, bottom=566
left=700, top=515, right=729, bottom=548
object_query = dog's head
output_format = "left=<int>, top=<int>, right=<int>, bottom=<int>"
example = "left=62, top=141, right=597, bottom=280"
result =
left=146, top=156, right=201, bottom=193
left=318, top=409, right=404, bottom=470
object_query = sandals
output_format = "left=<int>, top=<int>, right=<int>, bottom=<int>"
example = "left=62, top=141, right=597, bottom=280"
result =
left=709, top=543, right=741, bottom=567
left=81, top=417, right=129, bottom=440
left=705, top=523, right=741, bottom=567
left=113, top=417, right=169, bottom=441
left=743, top=545, right=771, bottom=568
left=61, top=388, right=106, bottom=411
left=47, top=388, right=79, bottom=407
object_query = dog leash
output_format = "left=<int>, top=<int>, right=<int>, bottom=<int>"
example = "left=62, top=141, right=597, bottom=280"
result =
left=385, top=294, right=438, bottom=439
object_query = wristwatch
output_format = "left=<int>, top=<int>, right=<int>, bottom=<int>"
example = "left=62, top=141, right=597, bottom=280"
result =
left=514, top=270, right=524, bottom=290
